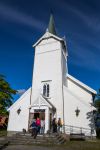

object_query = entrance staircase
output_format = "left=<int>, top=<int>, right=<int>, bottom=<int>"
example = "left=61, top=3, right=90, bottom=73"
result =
left=0, top=137, right=9, bottom=149
left=6, top=132, right=67, bottom=145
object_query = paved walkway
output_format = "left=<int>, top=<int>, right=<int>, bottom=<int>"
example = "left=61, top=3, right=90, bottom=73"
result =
left=3, top=145, right=63, bottom=150
left=2, top=141, right=100, bottom=150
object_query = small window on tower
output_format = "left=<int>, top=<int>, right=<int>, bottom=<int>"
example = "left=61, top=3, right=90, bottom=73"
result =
left=43, top=84, right=50, bottom=98
left=43, top=84, right=46, bottom=97
left=47, top=84, right=49, bottom=97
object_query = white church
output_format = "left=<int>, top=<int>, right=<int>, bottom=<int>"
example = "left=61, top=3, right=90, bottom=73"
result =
left=7, top=15, right=96, bottom=136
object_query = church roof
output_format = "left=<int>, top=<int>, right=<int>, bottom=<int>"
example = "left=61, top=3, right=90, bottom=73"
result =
left=33, top=31, right=64, bottom=47
left=48, top=14, right=57, bottom=35
left=31, top=94, right=56, bottom=110
left=33, top=14, right=65, bottom=48
left=67, top=74, right=97, bottom=94
left=8, top=87, right=31, bottom=111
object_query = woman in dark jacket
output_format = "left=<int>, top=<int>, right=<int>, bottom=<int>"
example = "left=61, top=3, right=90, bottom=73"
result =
left=30, top=119, right=38, bottom=139
left=52, top=118, right=57, bottom=133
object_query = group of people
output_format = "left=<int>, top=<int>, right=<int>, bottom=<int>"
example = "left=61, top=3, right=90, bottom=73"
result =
left=30, top=117, right=45, bottom=139
left=52, top=118, right=62, bottom=133
left=30, top=117, right=62, bottom=139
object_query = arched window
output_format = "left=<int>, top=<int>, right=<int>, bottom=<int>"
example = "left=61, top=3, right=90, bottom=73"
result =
left=43, top=84, right=50, bottom=97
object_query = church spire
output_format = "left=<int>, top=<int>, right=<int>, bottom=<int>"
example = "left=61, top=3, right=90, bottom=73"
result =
left=48, top=14, right=57, bottom=35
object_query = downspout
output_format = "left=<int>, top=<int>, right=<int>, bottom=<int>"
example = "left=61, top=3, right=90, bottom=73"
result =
left=28, top=87, right=32, bottom=130
left=62, top=79, right=65, bottom=133
left=61, top=43, right=65, bottom=133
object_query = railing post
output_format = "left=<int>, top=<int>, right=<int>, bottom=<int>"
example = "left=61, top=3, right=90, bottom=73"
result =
left=80, top=127, right=82, bottom=134
left=91, top=129, right=93, bottom=140
left=63, top=125, right=65, bottom=133
left=70, top=125, right=73, bottom=134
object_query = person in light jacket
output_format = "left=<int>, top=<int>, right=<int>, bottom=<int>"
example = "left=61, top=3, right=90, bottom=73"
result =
left=40, top=118, right=45, bottom=134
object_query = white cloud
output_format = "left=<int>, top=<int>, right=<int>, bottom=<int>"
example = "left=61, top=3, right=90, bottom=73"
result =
left=0, top=3, right=46, bottom=30
left=52, top=0, right=100, bottom=33
left=67, top=6, right=100, bottom=32
left=17, top=89, right=26, bottom=95
left=70, top=43, right=100, bottom=73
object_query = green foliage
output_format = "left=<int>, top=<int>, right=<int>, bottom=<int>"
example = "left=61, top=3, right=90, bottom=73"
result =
left=94, top=89, right=100, bottom=138
left=95, top=101, right=100, bottom=113
left=94, top=89, right=100, bottom=112
left=0, top=129, right=7, bottom=137
left=0, top=74, right=17, bottom=115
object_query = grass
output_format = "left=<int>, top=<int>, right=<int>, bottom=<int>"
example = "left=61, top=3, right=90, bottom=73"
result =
left=57, top=140, right=100, bottom=150
left=0, top=129, right=7, bottom=137
left=67, top=141, right=100, bottom=150
left=31, top=140, right=100, bottom=150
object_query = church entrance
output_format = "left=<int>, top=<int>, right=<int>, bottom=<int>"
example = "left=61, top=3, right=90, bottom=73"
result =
left=30, top=109, right=45, bottom=124
left=34, top=109, right=45, bottom=120
left=30, top=105, right=56, bottom=133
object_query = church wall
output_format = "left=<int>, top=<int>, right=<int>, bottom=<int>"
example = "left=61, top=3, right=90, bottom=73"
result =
left=36, top=38, right=60, bottom=53
left=31, top=38, right=64, bottom=119
left=7, top=88, right=30, bottom=132
left=64, top=80, right=94, bottom=133
left=67, top=78, right=92, bottom=104
left=61, top=50, right=67, bottom=86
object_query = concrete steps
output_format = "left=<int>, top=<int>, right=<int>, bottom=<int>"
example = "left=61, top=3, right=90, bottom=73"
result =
left=0, top=137, right=9, bottom=149
left=6, top=133, right=65, bottom=145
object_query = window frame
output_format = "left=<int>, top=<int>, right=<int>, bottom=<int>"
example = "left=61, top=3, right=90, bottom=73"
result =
left=43, top=83, right=50, bottom=98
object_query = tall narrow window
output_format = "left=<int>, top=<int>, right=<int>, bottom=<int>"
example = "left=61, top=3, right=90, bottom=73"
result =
left=43, top=84, right=46, bottom=96
left=47, top=84, right=49, bottom=97
left=43, top=84, right=50, bottom=97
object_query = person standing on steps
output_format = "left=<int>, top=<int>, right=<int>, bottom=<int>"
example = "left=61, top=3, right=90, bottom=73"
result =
left=57, top=118, right=62, bottom=133
left=36, top=117, right=41, bottom=134
left=52, top=118, right=57, bottom=133
left=30, top=119, right=38, bottom=139
left=40, top=118, right=45, bottom=134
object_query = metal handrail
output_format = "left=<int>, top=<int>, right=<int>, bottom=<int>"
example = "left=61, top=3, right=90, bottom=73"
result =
left=61, top=125, right=95, bottom=137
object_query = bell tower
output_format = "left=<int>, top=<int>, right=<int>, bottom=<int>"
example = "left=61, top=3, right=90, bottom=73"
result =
left=31, top=14, right=68, bottom=125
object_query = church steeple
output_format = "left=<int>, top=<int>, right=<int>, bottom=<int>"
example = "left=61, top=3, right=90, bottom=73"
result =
left=48, top=14, right=57, bottom=35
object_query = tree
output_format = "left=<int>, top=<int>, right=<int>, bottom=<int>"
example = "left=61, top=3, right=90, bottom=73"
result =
left=95, top=89, right=100, bottom=112
left=0, top=75, right=17, bottom=115
left=94, top=89, right=100, bottom=138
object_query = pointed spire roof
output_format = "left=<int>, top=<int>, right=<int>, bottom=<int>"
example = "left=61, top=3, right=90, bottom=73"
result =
left=48, top=14, right=57, bottom=35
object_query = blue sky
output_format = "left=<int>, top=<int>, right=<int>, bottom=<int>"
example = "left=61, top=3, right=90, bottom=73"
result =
left=0, top=0, right=100, bottom=100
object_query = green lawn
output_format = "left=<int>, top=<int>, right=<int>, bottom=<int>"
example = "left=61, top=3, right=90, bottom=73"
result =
left=38, top=140, right=100, bottom=150
left=5, top=141, right=100, bottom=150
left=0, top=129, right=7, bottom=137
left=60, top=140, right=100, bottom=150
